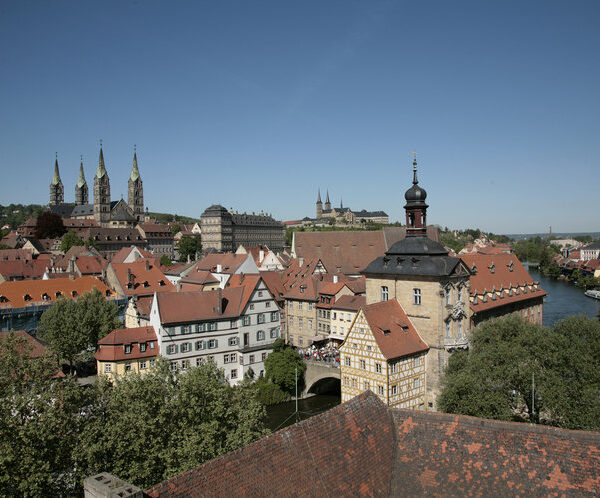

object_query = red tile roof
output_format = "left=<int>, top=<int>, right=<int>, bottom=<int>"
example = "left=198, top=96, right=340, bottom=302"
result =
left=179, top=269, right=219, bottom=285
left=111, top=262, right=175, bottom=297
left=0, top=276, right=115, bottom=309
left=74, top=255, right=108, bottom=275
left=146, top=391, right=600, bottom=496
left=361, top=300, right=429, bottom=360
left=0, top=249, right=33, bottom=262
left=0, top=330, right=66, bottom=378
left=195, top=253, right=249, bottom=274
left=332, top=294, right=365, bottom=311
left=95, top=326, right=158, bottom=362
left=0, top=259, right=53, bottom=280
left=157, top=287, right=246, bottom=324
left=259, top=271, right=286, bottom=303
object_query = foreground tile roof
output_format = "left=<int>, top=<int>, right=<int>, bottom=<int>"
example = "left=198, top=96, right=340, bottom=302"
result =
left=111, top=262, right=175, bottom=297
left=95, top=326, right=158, bottom=362
left=145, top=391, right=600, bottom=496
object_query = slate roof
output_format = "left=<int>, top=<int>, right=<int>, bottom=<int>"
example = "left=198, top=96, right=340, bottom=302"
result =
left=363, top=235, right=465, bottom=277
left=145, top=391, right=600, bottom=496
left=70, top=204, right=94, bottom=217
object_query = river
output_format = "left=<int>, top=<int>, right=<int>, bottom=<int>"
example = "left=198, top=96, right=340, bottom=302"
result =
left=264, top=270, right=599, bottom=431
left=529, top=269, right=600, bottom=326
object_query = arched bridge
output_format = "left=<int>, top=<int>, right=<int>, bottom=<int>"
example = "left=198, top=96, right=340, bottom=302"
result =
left=302, top=359, right=340, bottom=397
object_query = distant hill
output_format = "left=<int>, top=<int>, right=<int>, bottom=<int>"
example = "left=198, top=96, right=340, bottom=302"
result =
left=0, top=203, right=46, bottom=230
left=147, top=212, right=200, bottom=225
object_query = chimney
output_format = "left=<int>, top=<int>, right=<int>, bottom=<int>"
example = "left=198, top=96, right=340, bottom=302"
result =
left=333, top=275, right=338, bottom=284
left=127, top=268, right=134, bottom=287
left=177, top=282, right=181, bottom=292
left=217, top=264, right=222, bottom=273
left=259, top=250, right=264, bottom=263
left=68, top=256, right=75, bottom=274
left=240, top=272, right=244, bottom=283
left=145, top=260, right=150, bottom=271
left=299, top=258, right=304, bottom=267
left=217, top=287, right=223, bottom=315
left=69, top=273, right=75, bottom=280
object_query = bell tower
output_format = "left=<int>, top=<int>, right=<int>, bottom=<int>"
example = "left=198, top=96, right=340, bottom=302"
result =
left=128, top=146, right=144, bottom=221
left=75, top=156, right=88, bottom=205
left=316, top=189, right=323, bottom=219
left=404, top=155, right=429, bottom=236
left=49, top=154, right=64, bottom=205
left=93, top=143, right=111, bottom=224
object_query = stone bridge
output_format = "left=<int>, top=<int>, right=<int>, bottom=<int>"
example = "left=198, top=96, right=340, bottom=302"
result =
left=302, top=359, right=340, bottom=397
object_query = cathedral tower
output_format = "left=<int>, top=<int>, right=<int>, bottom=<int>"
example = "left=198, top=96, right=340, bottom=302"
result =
left=324, top=190, right=331, bottom=211
left=127, top=146, right=144, bottom=220
left=49, top=154, right=64, bottom=205
left=75, top=156, right=88, bottom=205
left=93, top=145, right=111, bottom=224
left=316, top=189, right=323, bottom=219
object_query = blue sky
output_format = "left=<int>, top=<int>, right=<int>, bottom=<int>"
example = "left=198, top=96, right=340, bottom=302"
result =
left=0, top=0, right=598, bottom=234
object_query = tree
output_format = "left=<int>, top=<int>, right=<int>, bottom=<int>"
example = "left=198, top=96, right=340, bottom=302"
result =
left=178, top=235, right=200, bottom=262
left=38, top=289, right=122, bottom=372
left=77, top=359, right=268, bottom=490
left=438, top=316, right=600, bottom=430
left=0, top=332, right=88, bottom=495
left=170, top=223, right=181, bottom=236
left=34, top=211, right=65, bottom=239
left=264, top=341, right=306, bottom=394
left=60, top=229, right=84, bottom=252
left=38, top=298, right=87, bottom=374
left=160, top=254, right=173, bottom=266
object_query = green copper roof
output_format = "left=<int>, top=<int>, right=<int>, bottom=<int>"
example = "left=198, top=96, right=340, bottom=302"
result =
left=96, top=147, right=107, bottom=178
left=51, top=157, right=62, bottom=186
left=130, top=151, right=140, bottom=181
left=77, top=160, right=87, bottom=188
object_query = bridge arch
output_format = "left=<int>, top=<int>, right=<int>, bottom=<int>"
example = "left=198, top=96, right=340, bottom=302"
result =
left=302, top=360, right=340, bottom=397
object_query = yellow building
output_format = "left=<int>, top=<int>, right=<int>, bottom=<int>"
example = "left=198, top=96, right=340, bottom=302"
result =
left=340, top=300, right=428, bottom=409
left=95, top=326, right=158, bottom=380
left=329, top=294, right=365, bottom=345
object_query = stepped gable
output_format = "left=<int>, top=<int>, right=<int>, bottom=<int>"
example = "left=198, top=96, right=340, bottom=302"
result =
left=294, top=226, right=440, bottom=275
left=145, top=392, right=600, bottom=496
left=146, top=391, right=396, bottom=497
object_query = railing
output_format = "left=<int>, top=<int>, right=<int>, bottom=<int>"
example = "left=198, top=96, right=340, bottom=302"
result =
left=444, top=336, right=469, bottom=349
left=302, top=355, right=340, bottom=368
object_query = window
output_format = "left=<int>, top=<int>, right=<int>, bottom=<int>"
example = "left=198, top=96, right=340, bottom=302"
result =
left=289, top=316, right=294, bottom=327
left=298, top=302, right=303, bottom=310
left=182, top=325, right=191, bottom=334
left=242, top=316, right=251, bottom=326
left=230, top=320, right=237, bottom=328
left=308, top=302, right=313, bottom=311
left=140, top=361, right=147, bottom=370
left=458, top=288, right=462, bottom=301
left=288, top=302, right=293, bottom=310
left=413, top=288, right=422, bottom=305
left=124, top=345, right=132, bottom=354
left=390, top=362, right=396, bottom=374
left=375, top=363, right=381, bottom=373
left=414, top=378, right=421, bottom=388
left=231, top=369, right=238, bottom=379
left=195, top=340, right=204, bottom=351
left=149, top=359, right=156, bottom=368
left=377, top=385, right=384, bottom=395
left=458, top=322, right=463, bottom=338
left=446, top=290, right=450, bottom=306
left=352, top=378, right=357, bottom=388
left=140, top=343, right=147, bottom=353
left=208, top=339, right=218, bottom=349
left=345, top=357, right=351, bottom=367
left=308, top=319, right=313, bottom=330
left=363, top=381, right=370, bottom=391
left=262, top=352, right=267, bottom=361
left=104, top=364, right=112, bottom=373
left=414, top=357, right=421, bottom=367
left=270, top=328, right=278, bottom=339
left=257, top=330, right=265, bottom=341
left=257, top=313, right=265, bottom=324
left=167, top=344, right=176, bottom=355
left=249, top=354, right=255, bottom=364
left=258, top=291, right=263, bottom=297
left=181, top=342, right=191, bottom=353
left=271, top=311, right=279, bottom=322
left=391, top=385, right=397, bottom=395
left=195, top=358, right=203, bottom=367
left=381, top=286, right=389, bottom=301
left=125, top=363, right=132, bottom=372
left=360, top=360, right=366, bottom=369
left=181, top=359, right=190, bottom=370
left=250, top=304, right=255, bottom=310
left=228, top=337, right=238, bottom=346
left=224, top=354, right=231, bottom=363
left=446, top=322, right=451, bottom=338
left=299, top=337, right=303, bottom=346
left=298, top=318, right=303, bottom=329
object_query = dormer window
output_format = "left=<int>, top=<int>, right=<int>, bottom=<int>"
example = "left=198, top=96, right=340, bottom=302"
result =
left=0, top=295, right=7, bottom=303
left=105, top=290, right=111, bottom=297
left=72, top=290, right=78, bottom=297
left=471, top=265, right=477, bottom=274
left=159, top=280, right=165, bottom=286
left=473, top=295, right=478, bottom=305
left=55, top=291, right=62, bottom=298
left=124, top=345, right=132, bottom=354
left=143, top=281, right=149, bottom=288
left=42, top=293, right=50, bottom=301
left=489, top=263, right=495, bottom=274
left=140, top=343, right=147, bottom=353
left=482, top=294, right=488, bottom=303
left=508, top=261, right=514, bottom=272
left=24, top=294, right=32, bottom=302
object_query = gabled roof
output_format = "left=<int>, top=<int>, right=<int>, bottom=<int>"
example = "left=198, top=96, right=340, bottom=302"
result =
left=95, top=326, right=157, bottom=362
left=195, top=253, right=249, bottom=274
left=225, top=274, right=263, bottom=311
left=332, top=294, right=365, bottom=311
left=74, top=256, right=108, bottom=275
left=111, top=246, right=154, bottom=264
left=0, top=249, right=33, bottom=262
left=0, top=259, right=62, bottom=280
left=359, top=300, right=429, bottom=360
left=0, top=276, right=115, bottom=309
left=111, top=262, right=174, bottom=297
left=180, top=269, right=219, bottom=285
left=156, top=287, right=245, bottom=324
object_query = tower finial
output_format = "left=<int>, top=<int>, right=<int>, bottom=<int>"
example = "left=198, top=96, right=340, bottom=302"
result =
left=412, top=152, right=418, bottom=185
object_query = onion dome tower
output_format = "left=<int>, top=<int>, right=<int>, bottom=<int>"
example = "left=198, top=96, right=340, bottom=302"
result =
left=404, top=156, right=429, bottom=236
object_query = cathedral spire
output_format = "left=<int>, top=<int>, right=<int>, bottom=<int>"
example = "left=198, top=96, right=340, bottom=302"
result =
left=130, top=145, right=140, bottom=181
left=96, top=142, right=107, bottom=178
left=317, top=189, right=322, bottom=204
left=326, top=190, right=330, bottom=204
left=51, top=153, right=62, bottom=186
left=77, top=156, right=87, bottom=188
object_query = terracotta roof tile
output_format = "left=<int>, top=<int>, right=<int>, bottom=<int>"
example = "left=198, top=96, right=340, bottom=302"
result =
left=332, top=294, right=366, bottom=311
left=157, top=287, right=245, bottom=324
left=111, top=262, right=175, bottom=297
left=95, top=326, right=158, bottom=362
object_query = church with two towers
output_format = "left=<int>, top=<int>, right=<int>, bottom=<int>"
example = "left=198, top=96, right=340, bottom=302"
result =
left=49, top=146, right=147, bottom=227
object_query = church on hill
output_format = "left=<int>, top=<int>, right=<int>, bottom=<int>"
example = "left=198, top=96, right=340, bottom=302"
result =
left=49, top=145, right=149, bottom=227
left=315, top=190, right=389, bottom=224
